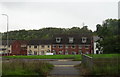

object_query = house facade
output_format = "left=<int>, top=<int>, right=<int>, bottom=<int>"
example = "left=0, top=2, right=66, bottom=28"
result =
left=1, top=34, right=94, bottom=55
left=11, top=40, right=28, bottom=55
left=51, top=34, right=93, bottom=55
left=0, top=40, right=14, bottom=54
left=27, top=40, right=51, bottom=55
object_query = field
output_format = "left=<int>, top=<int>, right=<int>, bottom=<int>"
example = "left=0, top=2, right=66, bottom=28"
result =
left=2, top=60, right=54, bottom=76
left=3, top=55, right=82, bottom=61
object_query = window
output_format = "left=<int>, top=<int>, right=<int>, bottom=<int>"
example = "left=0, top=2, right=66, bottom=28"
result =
left=65, top=45, right=69, bottom=48
left=34, top=45, right=37, bottom=48
left=56, top=37, right=61, bottom=43
left=53, top=45, right=56, bottom=48
left=85, top=45, right=89, bottom=49
left=72, top=45, right=75, bottom=48
left=21, top=45, right=26, bottom=47
left=59, top=51, right=63, bottom=54
left=29, top=45, right=31, bottom=48
left=82, top=37, right=87, bottom=43
left=59, top=45, right=63, bottom=48
left=69, top=37, right=73, bottom=43
left=79, top=45, right=82, bottom=49
left=48, top=45, right=50, bottom=48
left=8, top=45, right=10, bottom=47
left=41, top=45, right=44, bottom=48
left=78, top=50, right=82, bottom=54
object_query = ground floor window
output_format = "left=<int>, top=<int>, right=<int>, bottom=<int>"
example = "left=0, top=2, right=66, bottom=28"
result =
left=78, top=50, right=82, bottom=54
left=28, top=50, right=32, bottom=55
left=53, top=51, right=56, bottom=55
left=65, top=51, right=68, bottom=55
left=34, top=51, right=37, bottom=55
left=72, top=51, right=76, bottom=55
left=59, top=51, right=63, bottom=54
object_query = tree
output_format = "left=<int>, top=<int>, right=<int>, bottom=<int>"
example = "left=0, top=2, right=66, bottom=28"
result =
left=96, top=19, right=120, bottom=53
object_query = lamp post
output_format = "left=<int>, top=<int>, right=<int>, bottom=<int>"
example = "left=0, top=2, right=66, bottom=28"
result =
left=2, top=14, right=9, bottom=55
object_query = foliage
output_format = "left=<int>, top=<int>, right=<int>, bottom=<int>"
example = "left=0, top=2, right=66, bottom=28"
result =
left=96, top=19, right=120, bottom=53
left=2, top=60, right=54, bottom=76
left=2, top=27, right=93, bottom=40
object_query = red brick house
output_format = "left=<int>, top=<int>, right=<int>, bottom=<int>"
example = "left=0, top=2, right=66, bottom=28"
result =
left=51, top=34, right=93, bottom=55
left=11, top=40, right=28, bottom=55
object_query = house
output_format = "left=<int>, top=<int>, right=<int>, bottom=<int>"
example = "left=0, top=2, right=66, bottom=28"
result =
left=51, top=34, right=93, bottom=55
left=27, top=40, right=51, bottom=55
left=93, top=36, right=103, bottom=54
left=0, top=40, right=14, bottom=54
left=11, top=40, right=28, bottom=55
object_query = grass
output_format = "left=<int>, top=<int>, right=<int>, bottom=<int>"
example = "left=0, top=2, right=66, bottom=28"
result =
left=87, top=54, right=120, bottom=58
left=2, top=60, right=54, bottom=76
left=79, top=54, right=120, bottom=76
left=3, top=55, right=82, bottom=61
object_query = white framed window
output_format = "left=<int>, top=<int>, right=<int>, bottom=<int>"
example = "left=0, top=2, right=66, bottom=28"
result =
left=79, top=45, right=82, bottom=49
left=56, top=37, right=61, bottom=43
left=69, top=37, right=73, bottom=43
left=82, top=37, right=87, bottom=43
left=65, top=45, right=69, bottom=48
left=41, top=45, right=44, bottom=48
left=85, top=45, right=90, bottom=49
left=72, top=45, right=76, bottom=48
left=59, top=45, right=63, bottom=48
left=34, top=45, right=37, bottom=48
left=53, top=45, right=56, bottom=48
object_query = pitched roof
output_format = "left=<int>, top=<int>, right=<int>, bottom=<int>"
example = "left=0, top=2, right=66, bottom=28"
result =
left=1, top=40, right=15, bottom=45
left=52, top=34, right=92, bottom=44
left=28, top=39, right=52, bottom=45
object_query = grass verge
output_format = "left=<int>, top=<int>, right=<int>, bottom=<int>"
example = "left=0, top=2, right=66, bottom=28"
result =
left=3, top=55, right=82, bottom=61
left=2, top=60, right=54, bottom=76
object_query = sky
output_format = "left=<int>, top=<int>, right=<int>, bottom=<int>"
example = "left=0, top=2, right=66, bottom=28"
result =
left=0, top=0, right=119, bottom=32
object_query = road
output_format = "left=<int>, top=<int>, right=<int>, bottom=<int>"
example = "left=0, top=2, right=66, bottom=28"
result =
left=48, top=59, right=81, bottom=77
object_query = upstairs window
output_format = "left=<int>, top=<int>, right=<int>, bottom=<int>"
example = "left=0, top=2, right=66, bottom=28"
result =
left=48, top=45, right=50, bottom=48
left=59, top=45, right=63, bottom=48
left=69, top=37, right=74, bottom=43
left=34, top=45, right=37, bottom=48
left=72, top=45, right=76, bottom=48
left=82, top=37, right=87, bottom=43
left=29, top=45, right=31, bottom=48
left=53, top=45, right=56, bottom=48
left=56, top=37, right=61, bottom=43
left=41, top=45, right=44, bottom=48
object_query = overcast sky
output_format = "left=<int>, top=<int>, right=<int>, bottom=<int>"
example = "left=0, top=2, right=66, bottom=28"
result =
left=0, top=0, right=119, bottom=32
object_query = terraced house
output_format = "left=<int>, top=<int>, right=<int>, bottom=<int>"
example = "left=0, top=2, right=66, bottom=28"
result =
left=51, top=34, right=93, bottom=54
left=0, top=40, right=15, bottom=54
left=27, top=40, right=51, bottom=55
left=0, top=34, right=94, bottom=55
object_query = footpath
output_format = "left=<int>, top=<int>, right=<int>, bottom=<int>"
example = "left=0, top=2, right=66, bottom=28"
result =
left=47, top=59, right=82, bottom=77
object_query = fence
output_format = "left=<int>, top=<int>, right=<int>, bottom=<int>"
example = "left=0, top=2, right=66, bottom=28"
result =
left=81, top=54, right=93, bottom=69
left=82, top=54, right=119, bottom=70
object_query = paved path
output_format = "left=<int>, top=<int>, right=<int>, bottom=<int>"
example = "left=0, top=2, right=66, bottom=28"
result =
left=48, top=59, right=81, bottom=77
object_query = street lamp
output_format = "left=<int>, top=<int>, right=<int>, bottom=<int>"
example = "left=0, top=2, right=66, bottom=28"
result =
left=2, top=14, right=9, bottom=55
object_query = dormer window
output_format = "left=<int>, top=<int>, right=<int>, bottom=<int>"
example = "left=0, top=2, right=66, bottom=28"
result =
left=69, top=37, right=73, bottom=43
left=56, top=37, right=61, bottom=43
left=82, top=37, right=87, bottom=43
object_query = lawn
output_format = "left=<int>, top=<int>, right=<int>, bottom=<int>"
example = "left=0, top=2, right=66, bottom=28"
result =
left=87, top=54, right=120, bottom=58
left=3, top=55, right=82, bottom=60
left=80, top=54, right=120, bottom=76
